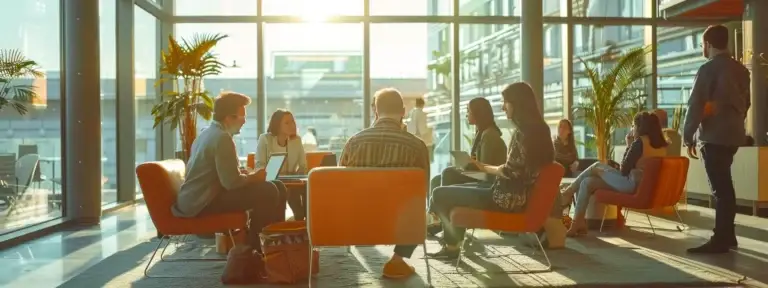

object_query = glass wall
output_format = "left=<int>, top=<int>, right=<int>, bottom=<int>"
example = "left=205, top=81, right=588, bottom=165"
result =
left=134, top=6, right=158, bottom=195
left=656, top=26, right=707, bottom=125
left=457, top=24, right=519, bottom=156
left=264, top=23, right=364, bottom=154
left=100, top=0, right=117, bottom=205
left=174, top=23, right=259, bottom=155
left=371, top=23, right=438, bottom=174
left=0, top=0, right=63, bottom=235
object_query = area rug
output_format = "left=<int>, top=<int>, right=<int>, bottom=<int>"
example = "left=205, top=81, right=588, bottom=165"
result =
left=59, top=231, right=744, bottom=288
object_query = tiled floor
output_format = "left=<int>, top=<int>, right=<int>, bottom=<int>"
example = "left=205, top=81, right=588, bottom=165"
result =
left=0, top=203, right=767, bottom=287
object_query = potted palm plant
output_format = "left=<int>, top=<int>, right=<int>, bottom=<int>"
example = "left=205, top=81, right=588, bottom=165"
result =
left=0, top=49, right=43, bottom=115
left=572, top=45, right=653, bottom=162
left=151, top=33, right=228, bottom=162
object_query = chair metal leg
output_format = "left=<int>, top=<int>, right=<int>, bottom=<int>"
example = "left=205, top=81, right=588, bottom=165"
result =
left=673, top=205, right=688, bottom=232
left=308, top=244, right=314, bottom=288
left=454, top=229, right=471, bottom=272
left=599, top=205, right=608, bottom=232
left=454, top=229, right=552, bottom=274
left=422, top=241, right=432, bottom=287
left=624, top=208, right=631, bottom=222
left=144, top=236, right=167, bottom=278
left=645, top=213, right=656, bottom=235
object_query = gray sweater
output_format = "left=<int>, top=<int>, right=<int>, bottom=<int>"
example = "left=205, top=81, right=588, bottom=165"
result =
left=683, top=53, right=751, bottom=147
left=172, top=122, right=249, bottom=217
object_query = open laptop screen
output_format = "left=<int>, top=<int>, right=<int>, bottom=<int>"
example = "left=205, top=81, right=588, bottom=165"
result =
left=264, top=153, right=286, bottom=181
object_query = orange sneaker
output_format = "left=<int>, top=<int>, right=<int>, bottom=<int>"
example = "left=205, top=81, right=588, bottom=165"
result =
left=382, top=258, right=415, bottom=279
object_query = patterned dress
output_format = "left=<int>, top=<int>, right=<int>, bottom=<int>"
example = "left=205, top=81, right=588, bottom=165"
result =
left=491, top=128, right=553, bottom=212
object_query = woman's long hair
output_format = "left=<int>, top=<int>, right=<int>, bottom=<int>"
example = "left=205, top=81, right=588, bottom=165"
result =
left=501, top=82, right=554, bottom=165
left=469, top=97, right=501, bottom=133
left=634, top=111, right=668, bottom=149
left=468, top=97, right=501, bottom=154
left=557, top=119, right=576, bottom=151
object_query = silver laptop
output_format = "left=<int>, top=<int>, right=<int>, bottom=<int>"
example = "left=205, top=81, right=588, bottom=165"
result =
left=264, top=153, right=287, bottom=181
left=450, top=150, right=473, bottom=170
left=450, top=150, right=493, bottom=181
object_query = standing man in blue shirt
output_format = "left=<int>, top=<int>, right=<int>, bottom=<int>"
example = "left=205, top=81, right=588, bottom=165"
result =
left=683, top=25, right=751, bottom=254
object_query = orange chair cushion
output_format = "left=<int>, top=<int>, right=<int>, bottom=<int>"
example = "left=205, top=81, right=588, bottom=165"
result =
left=450, top=163, right=565, bottom=233
left=307, top=167, right=426, bottom=246
left=136, top=160, right=247, bottom=236
left=595, top=157, right=689, bottom=209
left=306, top=151, right=333, bottom=172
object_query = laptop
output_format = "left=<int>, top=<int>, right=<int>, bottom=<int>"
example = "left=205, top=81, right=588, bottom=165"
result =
left=277, top=153, right=338, bottom=181
left=264, top=153, right=287, bottom=181
left=450, top=150, right=494, bottom=181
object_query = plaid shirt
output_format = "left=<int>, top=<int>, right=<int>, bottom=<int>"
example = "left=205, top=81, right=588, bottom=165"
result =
left=340, top=118, right=430, bottom=183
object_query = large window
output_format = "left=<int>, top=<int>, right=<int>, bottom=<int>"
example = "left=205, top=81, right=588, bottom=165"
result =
left=264, top=23, right=363, bottom=154
left=656, top=26, right=707, bottom=123
left=571, top=0, right=648, bottom=18
left=544, top=24, right=565, bottom=118
left=174, top=0, right=258, bottom=16
left=174, top=24, right=259, bottom=156
left=372, top=0, right=450, bottom=16
left=134, top=6, right=158, bottom=195
left=100, top=0, right=117, bottom=205
left=262, top=0, right=362, bottom=17
left=370, top=23, right=439, bottom=175
left=572, top=24, right=649, bottom=158
left=0, top=0, right=62, bottom=235
left=458, top=24, right=520, bottom=155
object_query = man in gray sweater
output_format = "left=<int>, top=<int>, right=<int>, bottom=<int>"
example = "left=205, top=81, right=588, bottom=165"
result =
left=172, top=92, right=288, bottom=250
left=683, top=25, right=750, bottom=254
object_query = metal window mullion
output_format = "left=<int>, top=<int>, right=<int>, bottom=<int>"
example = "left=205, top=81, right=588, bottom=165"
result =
left=256, top=0, right=266, bottom=135
left=116, top=0, right=137, bottom=202
left=157, top=2, right=175, bottom=160
left=451, top=0, right=460, bottom=153
left=363, top=0, right=372, bottom=129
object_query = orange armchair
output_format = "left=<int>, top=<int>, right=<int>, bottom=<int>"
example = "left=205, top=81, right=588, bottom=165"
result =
left=305, top=151, right=333, bottom=171
left=306, top=167, right=430, bottom=287
left=136, top=160, right=247, bottom=277
left=449, top=162, right=565, bottom=273
left=594, top=157, right=690, bottom=234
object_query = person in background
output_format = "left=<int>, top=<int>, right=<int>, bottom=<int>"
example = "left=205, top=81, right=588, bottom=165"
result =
left=562, top=112, right=667, bottom=237
left=683, top=25, right=750, bottom=254
left=554, top=119, right=579, bottom=177
left=256, top=109, right=309, bottom=221
left=339, top=88, right=430, bottom=279
left=653, top=108, right=682, bottom=156
left=172, top=92, right=287, bottom=251
left=302, top=127, right=318, bottom=152
left=427, top=97, right=507, bottom=236
left=407, top=97, right=433, bottom=159
left=427, top=82, right=563, bottom=258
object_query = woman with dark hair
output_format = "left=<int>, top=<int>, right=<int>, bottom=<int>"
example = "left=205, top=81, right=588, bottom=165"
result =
left=427, top=82, right=563, bottom=258
left=256, top=109, right=308, bottom=220
left=562, top=111, right=668, bottom=237
left=427, top=97, right=507, bottom=235
left=554, top=119, right=579, bottom=177
left=430, top=97, right=507, bottom=189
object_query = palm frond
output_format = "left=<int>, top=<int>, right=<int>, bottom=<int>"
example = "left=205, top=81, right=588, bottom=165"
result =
left=0, top=49, right=42, bottom=115
left=572, top=45, right=654, bottom=160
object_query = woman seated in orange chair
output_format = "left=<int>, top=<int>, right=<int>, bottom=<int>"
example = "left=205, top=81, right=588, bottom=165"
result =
left=561, top=112, right=668, bottom=237
left=427, top=82, right=562, bottom=259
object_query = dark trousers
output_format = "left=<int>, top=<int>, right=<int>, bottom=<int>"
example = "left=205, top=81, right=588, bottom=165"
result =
left=285, top=184, right=307, bottom=220
left=429, top=185, right=497, bottom=246
left=701, top=144, right=739, bottom=244
left=199, top=180, right=288, bottom=250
